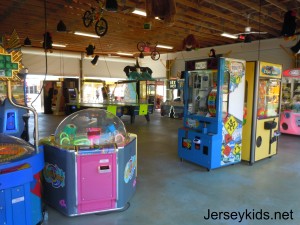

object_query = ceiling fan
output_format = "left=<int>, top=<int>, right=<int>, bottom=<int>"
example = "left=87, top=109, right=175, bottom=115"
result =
left=222, top=13, right=267, bottom=41
left=236, top=26, right=267, bottom=36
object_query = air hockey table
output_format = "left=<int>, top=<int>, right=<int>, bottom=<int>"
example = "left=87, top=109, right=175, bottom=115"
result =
left=66, top=102, right=154, bottom=123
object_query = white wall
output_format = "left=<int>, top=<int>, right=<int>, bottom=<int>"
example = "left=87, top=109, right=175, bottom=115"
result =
left=21, top=37, right=298, bottom=79
left=21, top=46, right=166, bottom=79
left=22, top=53, right=80, bottom=76
left=169, top=37, right=297, bottom=78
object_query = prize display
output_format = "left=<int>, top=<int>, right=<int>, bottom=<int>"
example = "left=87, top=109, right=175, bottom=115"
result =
left=280, top=68, right=300, bottom=135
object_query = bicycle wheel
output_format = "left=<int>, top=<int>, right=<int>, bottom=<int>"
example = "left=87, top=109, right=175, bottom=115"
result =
left=95, top=18, right=108, bottom=36
left=151, top=51, right=160, bottom=61
left=137, top=42, right=146, bottom=52
left=83, top=10, right=93, bottom=27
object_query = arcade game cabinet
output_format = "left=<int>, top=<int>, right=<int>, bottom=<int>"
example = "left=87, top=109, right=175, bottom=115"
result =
left=0, top=45, right=44, bottom=225
left=138, top=80, right=156, bottom=105
left=0, top=134, right=44, bottom=225
left=41, top=109, right=137, bottom=216
left=178, top=57, right=246, bottom=170
left=43, top=80, right=66, bottom=115
left=161, top=78, right=185, bottom=118
left=280, top=68, right=300, bottom=135
left=0, top=74, right=29, bottom=140
left=242, top=61, right=282, bottom=164
left=63, top=78, right=79, bottom=105
left=51, top=81, right=65, bottom=115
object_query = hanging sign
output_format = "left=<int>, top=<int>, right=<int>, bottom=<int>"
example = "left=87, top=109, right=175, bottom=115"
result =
left=283, top=68, right=300, bottom=78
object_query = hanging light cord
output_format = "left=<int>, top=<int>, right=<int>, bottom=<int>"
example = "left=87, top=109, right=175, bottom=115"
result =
left=257, top=0, right=262, bottom=61
left=30, top=0, right=49, bottom=109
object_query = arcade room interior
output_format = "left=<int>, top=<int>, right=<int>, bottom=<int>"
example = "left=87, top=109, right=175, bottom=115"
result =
left=1, top=0, right=300, bottom=225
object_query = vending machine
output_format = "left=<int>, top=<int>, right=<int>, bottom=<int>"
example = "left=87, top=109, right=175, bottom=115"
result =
left=178, top=57, right=246, bottom=170
left=280, top=68, right=300, bottom=135
left=242, top=61, right=282, bottom=164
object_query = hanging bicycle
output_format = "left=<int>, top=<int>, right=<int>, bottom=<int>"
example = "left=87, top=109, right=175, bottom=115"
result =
left=82, top=0, right=108, bottom=37
left=137, top=41, right=160, bottom=61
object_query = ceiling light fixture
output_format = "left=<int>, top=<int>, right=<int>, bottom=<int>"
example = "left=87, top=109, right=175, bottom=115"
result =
left=132, top=9, right=159, bottom=20
left=139, top=52, right=144, bottom=59
left=74, top=31, right=100, bottom=38
left=52, top=43, right=67, bottom=48
left=132, top=9, right=147, bottom=16
left=23, top=37, right=32, bottom=46
left=117, top=52, right=133, bottom=56
left=91, top=55, right=99, bottom=65
left=156, top=44, right=173, bottom=50
left=57, top=20, right=67, bottom=32
left=221, top=32, right=238, bottom=39
left=86, top=44, right=95, bottom=56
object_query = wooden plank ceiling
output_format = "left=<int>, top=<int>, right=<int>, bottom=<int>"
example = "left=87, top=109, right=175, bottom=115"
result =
left=0, top=0, right=299, bottom=58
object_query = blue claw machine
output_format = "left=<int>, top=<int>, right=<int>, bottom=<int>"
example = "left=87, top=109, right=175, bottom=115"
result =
left=178, top=57, right=246, bottom=170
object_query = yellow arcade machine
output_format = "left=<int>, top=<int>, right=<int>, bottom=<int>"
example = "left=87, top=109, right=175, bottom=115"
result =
left=242, top=61, right=282, bottom=164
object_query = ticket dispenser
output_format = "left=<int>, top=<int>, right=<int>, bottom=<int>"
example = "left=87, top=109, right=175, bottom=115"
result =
left=178, top=58, right=246, bottom=170
left=242, top=61, right=282, bottom=164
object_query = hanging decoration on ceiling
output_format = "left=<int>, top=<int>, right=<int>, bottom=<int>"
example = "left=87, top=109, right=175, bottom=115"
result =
left=209, top=49, right=216, bottom=58
left=137, top=41, right=160, bottom=61
left=86, top=44, right=95, bottom=56
left=290, top=40, right=300, bottom=54
left=182, top=34, right=199, bottom=51
left=145, top=0, right=176, bottom=26
left=0, top=29, right=22, bottom=53
left=82, top=0, right=108, bottom=37
left=42, top=32, right=53, bottom=53
left=281, top=10, right=297, bottom=40
left=57, top=20, right=67, bottom=32
left=123, top=58, right=154, bottom=80
left=105, top=0, right=118, bottom=12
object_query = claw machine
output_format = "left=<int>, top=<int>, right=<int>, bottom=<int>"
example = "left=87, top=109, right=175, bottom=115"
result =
left=279, top=68, right=300, bottom=135
left=242, top=61, right=282, bottom=164
left=178, top=57, right=246, bottom=170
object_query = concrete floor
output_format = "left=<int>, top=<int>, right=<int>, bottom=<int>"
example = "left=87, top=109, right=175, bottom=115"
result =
left=30, top=111, right=300, bottom=225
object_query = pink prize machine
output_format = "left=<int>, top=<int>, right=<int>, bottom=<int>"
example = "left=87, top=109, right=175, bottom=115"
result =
left=41, top=109, right=137, bottom=216
left=280, top=68, right=300, bottom=135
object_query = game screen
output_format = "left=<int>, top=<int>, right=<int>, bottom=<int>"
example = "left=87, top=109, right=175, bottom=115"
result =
left=3, top=110, right=18, bottom=133
left=68, top=88, right=77, bottom=99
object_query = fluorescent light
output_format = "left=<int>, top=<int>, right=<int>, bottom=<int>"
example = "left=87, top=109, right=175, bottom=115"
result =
left=221, top=32, right=238, bottom=39
left=117, top=52, right=133, bottom=56
left=74, top=31, right=100, bottom=38
left=132, top=9, right=146, bottom=16
left=157, top=44, right=173, bottom=50
left=84, top=55, right=135, bottom=63
left=52, top=43, right=66, bottom=48
left=132, top=9, right=161, bottom=20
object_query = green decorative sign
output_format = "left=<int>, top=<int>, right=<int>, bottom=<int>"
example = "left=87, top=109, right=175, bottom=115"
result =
left=0, top=54, right=19, bottom=77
